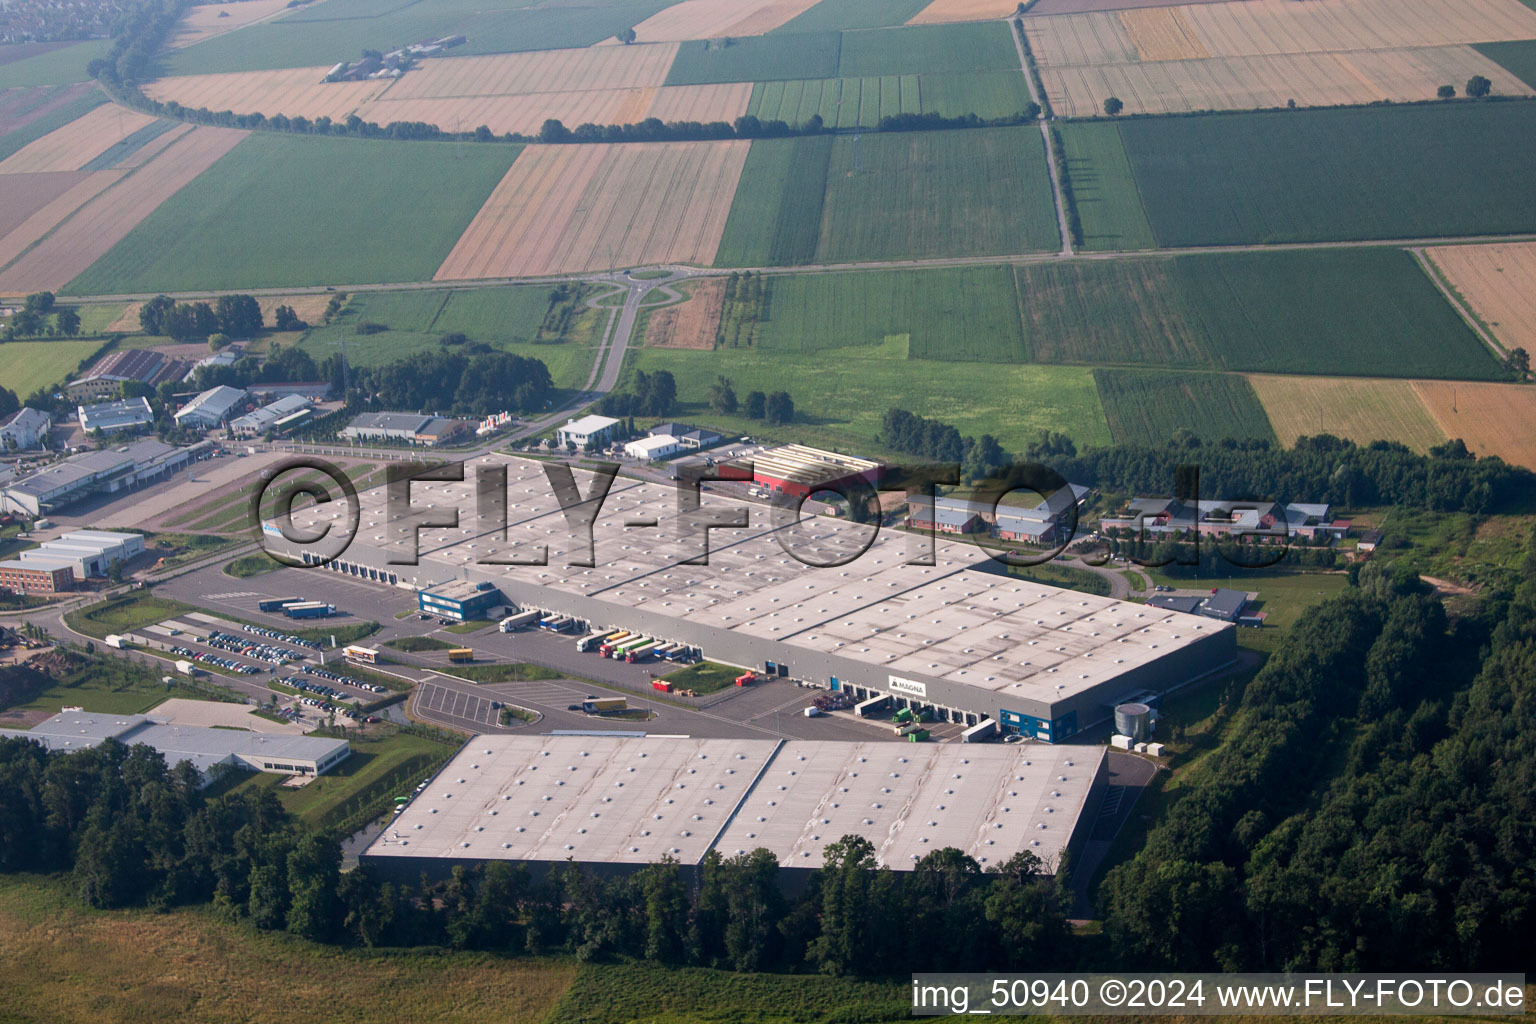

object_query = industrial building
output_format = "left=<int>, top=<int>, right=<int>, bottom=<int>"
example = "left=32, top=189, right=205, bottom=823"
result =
left=78, top=396, right=154, bottom=434
left=341, top=411, right=466, bottom=446
left=270, top=455, right=1236, bottom=740
left=623, top=434, right=680, bottom=462
left=648, top=423, right=724, bottom=450
left=417, top=579, right=504, bottom=622
left=735, top=444, right=883, bottom=501
left=19, top=530, right=145, bottom=579
left=1100, top=497, right=1348, bottom=542
left=0, top=407, right=51, bottom=450
left=229, top=394, right=312, bottom=437
left=0, top=557, right=74, bottom=593
left=66, top=349, right=188, bottom=403
left=0, top=440, right=208, bottom=517
left=907, top=484, right=1090, bottom=547
left=0, top=709, right=350, bottom=780
left=174, top=385, right=247, bottom=429
left=362, top=735, right=1106, bottom=882
left=1148, top=588, right=1253, bottom=624
left=554, top=414, right=620, bottom=450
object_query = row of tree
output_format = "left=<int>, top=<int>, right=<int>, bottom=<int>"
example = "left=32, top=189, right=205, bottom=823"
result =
left=708, top=377, right=793, bottom=424
left=881, top=408, right=1009, bottom=480
left=350, top=349, right=554, bottom=415
left=139, top=293, right=265, bottom=340
left=3, top=291, right=82, bottom=340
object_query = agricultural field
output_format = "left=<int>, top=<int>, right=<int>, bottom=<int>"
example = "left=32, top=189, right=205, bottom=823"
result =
left=625, top=0, right=824, bottom=42
left=906, top=0, right=1019, bottom=23
left=167, top=0, right=295, bottom=49
left=1056, top=120, right=1155, bottom=250
left=772, top=0, right=932, bottom=32
left=664, top=31, right=841, bottom=85
left=712, top=134, right=832, bottom=265
left=1424, top=242, right=1536, bottom=355
left=632, top=337, right=1111, bottom=454
left=0, top=104, right=160, bottom=175
left=160, top=0, right=679, bottom=75
left=1249, top=375, right=1448, bottom=453
left=747, top=69, right=1030, bottom=125
left=0, top=39, right=109, bottom=88
left=1094, top=369, right=1276, bottom=446
left=1018, top=249, right=1503, bottom=379
left=435, top=139, right=748, bottom=279
left=838, top=21, right=1022, bottom=77
left=2, top=126, right=248, bottom=294
left=734, top=266, right=1026, bottom=359
left=0, top=339, right=104, bottom=398
left=1413, top=381, right=1536, bottom=469
left=142, top=66, right=395, bottom=124
left=0, top=170, right=121, bottom=273
left=1476, top=39, right=1536, bottom=88
left=0, top=84, right=101, bottom=157
left=816, top=126, right=1059, bottom=261
left=1118, top=102, right=1536, bottom=246
left=643, top=278, right=726, bottom=349
left=62, top=134, right=516, bottom=294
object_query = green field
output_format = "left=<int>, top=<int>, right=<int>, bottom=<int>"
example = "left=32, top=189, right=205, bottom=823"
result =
left=749, top=266, right=1027, bottom=360
left=1017, top=249, right=1503, bottom=379
left=816, top=126, right=1059, bottom=261
left=664, top=31, right=841, bottom=86
left=838, top=21, right=1020, bottom=77
left=298, top=284, right=602, bottom=388
left=1475, top=40, right=1536, bottom=89
left=5, top=661, right=174, bottom=717
left=746, top=69, right=1030, bottom=126
left=713, top=135, right=831, bottom=266
left=630, top=337, right=1110, bottom=454
left=0, top=339, right=104, bottom=398
left=0, top=88, right=106, bottom=162
left=63, top=135, right=519, bottom=293
left=1093, top=369, right=1277, bottom=446
left=66, top=592, right=196, bottom=639
left=161, top=0, right=676, bottom=75
left=1119, top=103, right=1536, bottom=246
left=0, top=39, right=110, bottom=88
left=772, top=0, right=932, bottom=32
left=1057, top=121, right=1155, bottom=251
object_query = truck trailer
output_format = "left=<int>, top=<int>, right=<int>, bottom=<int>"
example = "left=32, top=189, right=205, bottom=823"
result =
left=258, top=597, right=300, bottom=612
left=499, top=610, right=541, bottom=632
left=283, top=601, right=334, bottom=619
left=624, top=640, right=661, bottom=663
left=576, top=631, right=615, bottom=653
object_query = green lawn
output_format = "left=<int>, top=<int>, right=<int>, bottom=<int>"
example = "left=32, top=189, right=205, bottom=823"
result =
left=664, top=31, right=841, bottom=86
left=6, top=660, right=173, bottom=716
left=64, top=135, right=520, bottom=293
left=1118, top=102, right=1536, bottom=246
left=0, top=39, right=110, bottom=88
left=66, top=592, right=197, bottom=639
left=630, top=338, right=1111, bottom=454
left=713, top=135, right=832, bottom=266
left=771, top=0, right=931, bottom=32
left=384, top=635, right=455, bottom=652
left=223, top=553, right=282, bottom=578
left=0, top=88, right=105, bottom=162
left=816, top=126, right=1059, bottom=261
left=1475, top=40, right=1536, bottom=90
left=1093, top=369, right=1277, bottom=446
left=440, top=663, right=556, bottom=682
left=1017, top=249, right=1502, bottom=379
left=662, top=660, right=743, bottom=694
left=1057, top=120, right=1156, bottom=251
left=0, top=339, right=105, bottom=398
left=161, top=0, right=675, bottom=75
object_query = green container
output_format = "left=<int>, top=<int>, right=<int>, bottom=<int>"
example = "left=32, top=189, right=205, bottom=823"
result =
left=894, top=708, right=914, bottom=723
left=908, top=729, right=929, bottom=742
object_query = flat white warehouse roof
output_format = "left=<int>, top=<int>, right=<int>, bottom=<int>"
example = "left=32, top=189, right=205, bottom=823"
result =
left=274, top=455, right=1230, bottom=706
left=365, top=736, right=1105, bottom=871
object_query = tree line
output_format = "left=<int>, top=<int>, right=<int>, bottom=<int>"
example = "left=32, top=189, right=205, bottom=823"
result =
left=1100, top=532, right=1536, bottom=970
left=3, top=292, right=82, bottom=340
left=350, top=349, right=554, bottom=415
left=0, top=727, right=1074, bottom=976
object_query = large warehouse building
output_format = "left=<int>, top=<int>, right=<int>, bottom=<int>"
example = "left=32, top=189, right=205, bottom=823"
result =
left=362, top=735, right=1106, bottom=881
left=268, top=455, right=1235, bottom=741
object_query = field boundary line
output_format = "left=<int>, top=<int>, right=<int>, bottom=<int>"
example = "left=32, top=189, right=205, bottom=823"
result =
left=1412, top=246, right=1510, bottom=360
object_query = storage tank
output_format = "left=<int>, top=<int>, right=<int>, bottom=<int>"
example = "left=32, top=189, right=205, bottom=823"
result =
left=1115, top=702, right=1152, bottom=742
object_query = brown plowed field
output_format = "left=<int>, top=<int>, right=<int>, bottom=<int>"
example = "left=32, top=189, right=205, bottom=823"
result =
left=168, top=0, right=294, bottom=49
left=0, top=126, right=246, bottom=293
left=0, top=104, right=159, bottom=174
left=1414, top=381, right=1536, bottom=469
left=645, top=278, right=725, bottom=349
left=142, top=67, right=390, bottom=123
left=382, top=45, right=679, bottom=100
left=626, top=0, right=822, bottom=42
left=0, top=170, right=95, bottom=239
left=0, top=170, right=121, bottom=271
left=907, top=0, right=1020, bottom=23
left=1425, top=243, right=1536, bottom=356
left=0, top=83, right=96, bottom=136
left=435, top=139, right=750, bottom=279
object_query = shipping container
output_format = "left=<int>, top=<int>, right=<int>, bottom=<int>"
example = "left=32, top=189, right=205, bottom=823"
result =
left=907, top=729, right=930, bottom=742
left=258, top=597, right=301, bottom=612
left=448, top=648, right=473, bottom=663
left=651, top=680, right=673, bottom=693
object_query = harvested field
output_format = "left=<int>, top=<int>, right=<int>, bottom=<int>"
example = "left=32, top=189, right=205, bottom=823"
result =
left=627, top=0, right=823, bottom=42
left=142, top=66, right=390, bottom=123
left=168, top=0, right=293, bottom=49
left=1424, top=243, right=1536, bottom=356
left=436, top=140, right=750, bottom=279
left=1413, top=381, right=1536, bottom=468
left=1029, top=0, right=1234, bottom=14
left=1251, top=375, right=1446, bottom=453
left=111, top=122, right=195, bottom=168
left=381, top=45, right=679, bottom=99
left=357, top=89, right=659, bottom=136
left=0, top=82, right=95, bottom=136
left=0, top=170, right=120, bottom=271
left=906, top=0, right=1020, bottom=23
left=644, top=278, right=725, bottom=348
left=0, top=126, right=246, bottom=293
left=0, top=103, right=158, bottom=174
left=1041, top=45, right=1533, bottom=116
left=1119, top=7, right=1208, bottom=59
left=0, top=170, right=94, bottom=238
left=257, top=293, right=331, bottom=326
left=645, top=82, right=753, bottom=123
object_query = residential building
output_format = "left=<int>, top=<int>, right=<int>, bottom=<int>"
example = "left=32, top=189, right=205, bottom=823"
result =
left=908, top=484, right=1089, bottom=546
left=555, top=414, right=620, bottom=450
left=1099, top=498, right=1347, bottom=541
left=78, top=396, right=153, bottom=434
left=0, top=407, right=50, bottom=450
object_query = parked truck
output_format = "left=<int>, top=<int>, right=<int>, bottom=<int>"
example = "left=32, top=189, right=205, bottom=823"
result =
left=539, top=615, right=571, bottom=633
left=610, top=635, right=650, bottom=660
left=104, top=634, right=129, bottom=649
left=258, top=597, right=300, bottom=613
left=448, top=648, right=474, bottom=663
left=576, top=631, right=614, bottom=653
left=499, top=610, right=541, bottom=632
left=283, top=601, right=334, bottom=619
left=174, top=659, right=199, bottom=676
left=598, top=631, right=632, bottom=656
left=624, top=640, right=661, bottom=663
